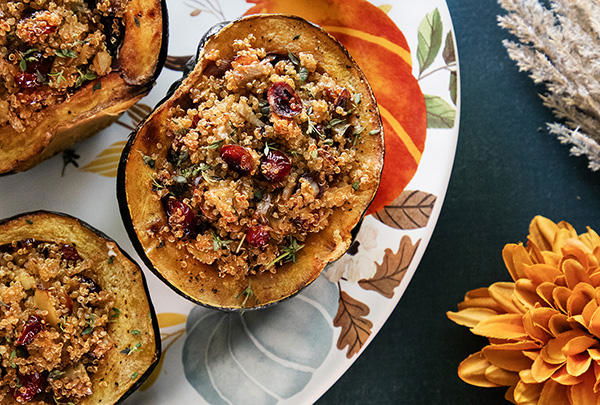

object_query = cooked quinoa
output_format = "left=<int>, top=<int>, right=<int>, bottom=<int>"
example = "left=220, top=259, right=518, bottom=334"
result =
left=0, top=239, right=115, bottom=404
left=147, top=35, right=380, bottom=279
left=0, top=0, right=125, bottom=132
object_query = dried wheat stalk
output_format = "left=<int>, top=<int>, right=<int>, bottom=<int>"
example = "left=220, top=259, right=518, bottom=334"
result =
left=498, top=0, right=600, bottom=171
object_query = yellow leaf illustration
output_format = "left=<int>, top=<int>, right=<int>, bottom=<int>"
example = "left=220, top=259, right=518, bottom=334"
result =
left=379, top=4, right=392, bottom=14
left=80, top=140, right=127, bottom=177
left=157, top=313, right=188, bottom=328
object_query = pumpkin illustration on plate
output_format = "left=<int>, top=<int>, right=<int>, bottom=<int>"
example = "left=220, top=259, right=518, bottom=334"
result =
left=244, top=0, right=427, bottom=214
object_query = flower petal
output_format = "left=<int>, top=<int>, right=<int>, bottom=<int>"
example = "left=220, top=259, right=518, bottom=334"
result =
left=552, top=286, right=573, bottom=314
left=569, top=372, right=598, bottom=405
left=520, top=368, right=537, bottom=384
left=504, top=243, right=534, bottom=281
left=485, top=364, right=520, bottom=386
left=542, top=330, right=587, bottom=364
left=529, top=216, right=559, bottom=252
left=505, top=385, right=518, bottom=404
left=537, top=282, right=557, bottom=308
left=563, top=336, right=598, bottom=356
left=488, top=282, right=522, bottom=314
left=524, top=264, right=562, bottom=285
left=523, top=310, right=552, bottom=344
left=482, top=343, right=537, bottom=372
left=564, top=259, right=592, bottom=291
left=472, top=314, right=527, bottom=340
left=457, top=351, right=501, bottom=388
left=589, top=307, right=600, bottom=338
left=513, top=380, right=543, bottom=404
left=515, top=279, right=542, bottom=309
left=447, top=308, right=498, bottom=328
left=588, top=349, right=600, bottom=361
left=566, top=353, right=593, bottom=377
left=531, top=354, right=564, bottom=382
left=538, top=380, right=570, bottom=405
left=552, top=365, right=583, bottom=386
left=548, top=313, right=572, bottom=337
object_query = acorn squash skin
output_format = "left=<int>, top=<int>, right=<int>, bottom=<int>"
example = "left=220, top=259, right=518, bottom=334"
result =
left=0, top=0, right=169, bottom=175
left=118, top=15, right=385, bottom=311
left=0, top=211, right=161, bottom=404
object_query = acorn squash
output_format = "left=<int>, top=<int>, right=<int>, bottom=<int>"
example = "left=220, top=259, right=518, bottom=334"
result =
left=118, top=14, right=384, bottom=310
left=0, top=0, right=168, bottom=175
left=0, top=211, right=160, bottom=404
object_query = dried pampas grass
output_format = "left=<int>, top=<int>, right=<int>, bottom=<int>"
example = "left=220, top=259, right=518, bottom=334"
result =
left=498, top=0, right=600, bottom=171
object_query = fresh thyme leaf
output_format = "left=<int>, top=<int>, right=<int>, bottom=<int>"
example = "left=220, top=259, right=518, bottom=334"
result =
left=121, top=343, right=142, bottom=355
left=310, top=150, right=318, bottom=159
left=54, top=49, right=77, bottom=59
left=212, top=233, right=233, bottom=251
left=93, top=81, right=102, bottom=91
left=267, top=237, right=304, bottom=269
left=173, top=175, right=187, bottom=184
left=327, top=118, right=346, bottom=128
left=323, top=139, right=334, bottom=146
left=25, top=220, right=33, bottom=225
left=131, top=372, right=139, bottom=379
left=75, top=70, right=97, bottom=87
left=353, top=93, right=362, bottom=105
left=288, top=52, right=300, bottom=66
left=236, top=283, right=254, bottom=307
left=352, top=181, right=360, bottom=191
left=253, top=189, right=263, bottom=200
left=107, top=256, right=115, bottom=264
left=19, top=58, right=27, bottom=72
left=130, top=329, right=141, bottom=335
left=369, top=128, right=382, bottom=135
left=48, top=370, right=65, bottom=379
left=259, top=100, right=270, bottom=116
left=110, top=307, right=121, bottom=319
left=48, top=70, right=66, bottom=85
left=352, top=126, right=365, bottom=146
left=202, top=140, right=224, bottom=150
left=298, top=66, right=309, bottom=82
left=81, top=326, right=93, bottom=335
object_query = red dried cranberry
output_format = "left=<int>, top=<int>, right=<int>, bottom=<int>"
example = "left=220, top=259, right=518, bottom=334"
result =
left=261, top=150, right=292, bottom=182
left=220, top=144, right=254, bottom=175
left=15, top=315, right=44, bottom=346
left=60, top=244, right=81, bottom=262
left=13, top=371, right=47, bottom=403
left=246, top=226, right=270, bottom=248
left=166, top=198, right=198, bottom=238
left=334, top=89, right=351, bottom=111
left=15, top=73, right=39, bottom=89
left=25, top=52, right=52, bottom=75
left=267, top=82, right=302, bottom=118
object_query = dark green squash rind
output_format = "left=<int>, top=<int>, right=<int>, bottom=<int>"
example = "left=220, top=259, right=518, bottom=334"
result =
left=0, top=210, right=161, bottom=403
left=117, top=14, right=384, bottom=311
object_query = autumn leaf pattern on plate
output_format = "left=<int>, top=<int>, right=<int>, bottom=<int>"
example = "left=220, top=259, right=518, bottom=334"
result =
left=374, top=190, right=437, bottom=230
left=359, top=236, right=421, bottom=298
left=334, top=289, right=373, bottom=358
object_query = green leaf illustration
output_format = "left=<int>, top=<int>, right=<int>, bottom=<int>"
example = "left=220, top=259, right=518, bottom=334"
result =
left=443, top=31, right=456, bottom=65
left=425, top=95, right=456, bottom=128
left=450, top=71, right=458, bottom=105
left=417, top=9, right=443, bottom=75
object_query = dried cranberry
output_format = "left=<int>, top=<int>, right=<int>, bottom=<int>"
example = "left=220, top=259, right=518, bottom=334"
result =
left=246, top=226, right=270, bottom=248
left=77, top=275, right=101, bottom=294
left=165, top=198, right=199, bottom=238
left=16, top=315, right=44, bottom=346
left=267, top=82, right=302, bottom=118
left=220, top=144, right=254, bottom=175
left=60, top=244, right=81, bottom=262
left=15, top=73, right=39, bottom=89
left=13, top=371, right=46, bottom=403
left=334, top=89, right=351, bottom=111
left=25, top=52, right=52, bottom=75
left=261, top=150, right=292, bottom=182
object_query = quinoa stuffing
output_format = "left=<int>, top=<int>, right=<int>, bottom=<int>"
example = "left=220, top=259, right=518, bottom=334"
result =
left=0, top=239, right=115, bottom=403
left=0, top=0, right=125, bottom=132
left=148, top=35, right=380, bottom=279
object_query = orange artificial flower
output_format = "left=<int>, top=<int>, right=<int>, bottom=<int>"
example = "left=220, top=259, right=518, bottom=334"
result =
left=448, top=216, right=600, bottom=404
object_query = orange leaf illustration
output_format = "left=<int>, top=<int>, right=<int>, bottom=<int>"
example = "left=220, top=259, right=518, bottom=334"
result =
left=373, top=190, right=437, bottom=229
left=359, top=236, right=421, bottom=298
left=334, top=290, right=373, bottom=358
left=80, top=140, right=127, bottom=177
left=157, top=313, right=187, bottom=328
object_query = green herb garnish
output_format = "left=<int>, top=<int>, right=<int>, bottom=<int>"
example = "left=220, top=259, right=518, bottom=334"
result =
left=48, top=370, right=65, bottom=379
left=25, top=220, right=33, bottom=225
left=75, top=70, right=97, bottom=87
left=131, top=372, right=139, bottom=379
left=298, top=66, right=309, bottom=82
left=130, top=329, right=141, bottom=335
left=55, top=49, right=77, bottom=59
left=288, top=52, right=300, bottom=66
left=352, top=181, right=360, bottom=191
left=48, top=70, right=66, bottom=85
left=110, top=307, right=121, bottom=319
left=369, top=129, right=382, bottom=135
left=18, top=49, right=39, bottom=72
left=107, top=256, right=115, bottom=265
left=267, top=238, right=304, bottom=269
left=202, top=140, right=224, bottom=150
left=212, top=234, right=233, bottom=251
left=236, top=283, right=254, bottom=307
left=142, top=154, right=155, bottom=168
left=121, top=343, right=142, bottom=355
left=93, top=82, right=102, bottom=91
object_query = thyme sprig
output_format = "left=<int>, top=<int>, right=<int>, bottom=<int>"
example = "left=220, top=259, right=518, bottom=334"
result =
left=267, top=237, right=304, bottom=269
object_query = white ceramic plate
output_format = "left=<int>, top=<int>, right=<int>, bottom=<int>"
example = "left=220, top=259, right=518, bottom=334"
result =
left=0, top=0, right=460, bottom=403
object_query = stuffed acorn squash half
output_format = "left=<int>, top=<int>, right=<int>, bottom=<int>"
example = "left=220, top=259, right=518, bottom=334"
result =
left=0, top=0, right=167, bottom=174
left=118, top=14, right=385, bottom=310
left=0, top=211, right=160, bottom=404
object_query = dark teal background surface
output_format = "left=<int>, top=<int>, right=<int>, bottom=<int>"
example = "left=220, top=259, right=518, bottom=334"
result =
left=318, top=1, right=600, bottom=404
